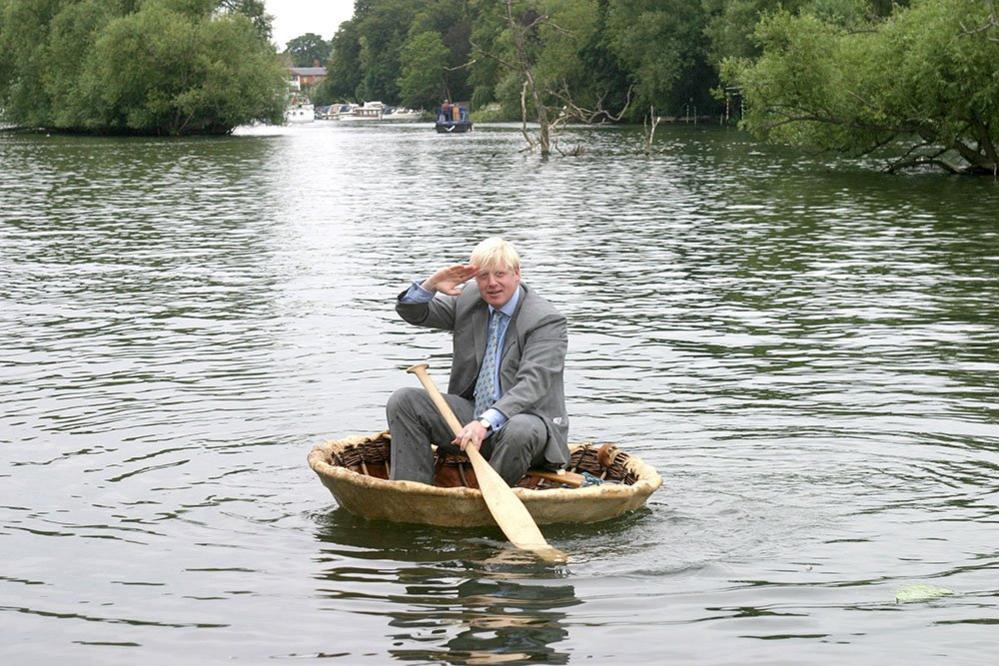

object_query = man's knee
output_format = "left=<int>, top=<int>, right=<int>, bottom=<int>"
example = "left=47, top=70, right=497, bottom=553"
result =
left=487, top=415, right=547, bottom=485
left=387, top=386, right=424, bottom=418
left=500, top=414, right=547, bottom=445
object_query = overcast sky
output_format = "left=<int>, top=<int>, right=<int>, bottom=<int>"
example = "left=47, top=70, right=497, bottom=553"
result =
left=264, top=1, right=355, bottom=50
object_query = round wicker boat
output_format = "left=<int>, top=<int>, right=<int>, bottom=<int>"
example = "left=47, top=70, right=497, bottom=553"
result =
left=307, top=431, right=662, bottom=527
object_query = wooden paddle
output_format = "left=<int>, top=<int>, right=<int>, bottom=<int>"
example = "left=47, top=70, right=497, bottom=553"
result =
left=525, top=468, right=584, bottom=488
left=406, top=363, right=566, bottom=563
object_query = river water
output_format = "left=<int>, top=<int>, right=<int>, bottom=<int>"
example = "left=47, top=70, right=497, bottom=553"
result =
left=1, top=121, right=997, bottom=664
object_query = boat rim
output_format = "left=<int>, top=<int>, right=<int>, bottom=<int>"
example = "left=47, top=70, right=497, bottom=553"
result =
left=307, top=431, right=663, bottom=501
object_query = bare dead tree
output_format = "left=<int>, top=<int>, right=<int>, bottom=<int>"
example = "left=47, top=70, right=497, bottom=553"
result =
left=505, top=1, right=557, bottom=156
left=642, top=106, right=661, bottom=155
left=759, top=108, right=997, bottom=175
left=547, top=83, right=631, bottom=155
left=468, top=1, right=630, bottom=157
left=550, top=84, right=632, bottom=126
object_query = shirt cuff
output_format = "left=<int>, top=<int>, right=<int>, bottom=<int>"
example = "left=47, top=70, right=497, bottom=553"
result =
left=399, top=281, right=434, bottom=304
left=479, top=408, right=507, bottom=432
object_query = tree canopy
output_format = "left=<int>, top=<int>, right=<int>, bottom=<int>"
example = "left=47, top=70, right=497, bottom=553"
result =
left=0, top=0, right=286, bottom=135
left=316, top=0, right=733, bottom=119
left=311, top=0, right=904, bottom=123
left=218, top=0, right=272, bottom=40
left=285, top=32, right=331, bottom=67
left=723, top=0, right=999, bottom=174
left=397, top=29, right=449, bottom=108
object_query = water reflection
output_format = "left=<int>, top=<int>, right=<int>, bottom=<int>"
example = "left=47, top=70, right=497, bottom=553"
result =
left=387, top=578, right=575, bottom=665
left=313, top=509, right=578, bottom=664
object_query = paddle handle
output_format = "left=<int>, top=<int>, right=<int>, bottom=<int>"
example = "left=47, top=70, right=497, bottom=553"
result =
left=526, top=469, right=584, bottom=488
left=406, top=363, right=463, bottom=437
left=405, top=362, right=495, bottom=480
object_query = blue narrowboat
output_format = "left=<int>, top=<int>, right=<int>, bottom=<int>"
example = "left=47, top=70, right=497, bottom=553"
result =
left=435, top=102, right=473, bottom=133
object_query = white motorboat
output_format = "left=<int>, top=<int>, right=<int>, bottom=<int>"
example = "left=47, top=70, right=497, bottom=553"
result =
left=285, top=103, right=314, bottom=123
left=383, top=107, right=424, bottom=122
left=330, top=103, right=357, bottom=119
left=340, top=101, right=384, bottom=121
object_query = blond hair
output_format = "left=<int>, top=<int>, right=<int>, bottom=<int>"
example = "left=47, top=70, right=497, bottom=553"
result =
left=469, top=237, right=521, bottom=272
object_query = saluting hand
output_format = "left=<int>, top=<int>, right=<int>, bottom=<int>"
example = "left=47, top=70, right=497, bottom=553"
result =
left=422, top=263, right=479, bottom=295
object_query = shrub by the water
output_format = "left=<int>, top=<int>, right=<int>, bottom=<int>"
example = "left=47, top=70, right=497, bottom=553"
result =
left=0, top=0, right=286, bottom=135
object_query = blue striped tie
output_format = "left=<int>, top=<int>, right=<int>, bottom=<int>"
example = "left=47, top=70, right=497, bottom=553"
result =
left=474, top=312, right=504, bottom=416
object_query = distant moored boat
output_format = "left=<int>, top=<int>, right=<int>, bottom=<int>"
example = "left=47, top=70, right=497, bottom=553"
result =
left=383, top=107, right=424, bottom=121
left=435, top=101, right=473, bottom=134
left=341, top=101, right=384, bottom=122
left=285, top=102, right=314, bottom=124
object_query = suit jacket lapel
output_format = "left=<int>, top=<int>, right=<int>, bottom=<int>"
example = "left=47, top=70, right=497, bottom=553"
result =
left=501, top=320, right=518, bottom=357
left=472, top=301, right=488, bottom=367
left=502, top=293, right=525, bottom=357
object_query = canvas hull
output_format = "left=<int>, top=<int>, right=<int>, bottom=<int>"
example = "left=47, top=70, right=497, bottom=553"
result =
left=307, top=432, right=662, bottom=527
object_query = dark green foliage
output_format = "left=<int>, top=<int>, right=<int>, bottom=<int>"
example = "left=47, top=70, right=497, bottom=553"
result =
left=355, top=0, right=424, bottom=102
left=605, top=0, right=715, bottom=117
left=0, top=0, right=285, bottom=134
left=316, top=0, right=727, bottom=115
left=723, top=0, right=999, bottom=173
left=397, top=30, right=449, bottom=108
left=316, top=19, right=363, bottom=102
left=571, top=1, right=630, bottom=119
left=218, top=0, right=272, bottom=40
left=286, top=32, right=331, bottom=67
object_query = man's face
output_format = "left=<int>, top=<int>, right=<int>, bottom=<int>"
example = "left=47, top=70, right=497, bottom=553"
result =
left=476, top=264, right=520, bottom=308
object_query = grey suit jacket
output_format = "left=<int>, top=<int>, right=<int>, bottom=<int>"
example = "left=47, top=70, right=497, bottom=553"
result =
left=396, top=282, right=570, bottom=467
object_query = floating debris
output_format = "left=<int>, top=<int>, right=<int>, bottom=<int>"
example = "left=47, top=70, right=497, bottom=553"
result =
left=895, top=584, right=955, bottom=603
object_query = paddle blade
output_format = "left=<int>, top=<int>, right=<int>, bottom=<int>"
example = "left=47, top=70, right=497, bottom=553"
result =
left=465, top=447, right=566, bottom=563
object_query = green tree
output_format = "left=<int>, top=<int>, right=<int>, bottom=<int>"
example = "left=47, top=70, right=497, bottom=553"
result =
left=407, top=0, right=474, bottom=103
left=46, top=1, right=122, bottom=129
left=472, top=0, right=614, bottom=155
left=397, top=29, right=448, bottom=108
left=466, top=0, right=508, bottom=110
left=723, top=0, right=999, bottom=174
left=218, top=0, right=272, bottom=40
left=286, top=32, right=330, bottom=67
left=318, top=19, right=363, bottom=101
left=704, top=0, right=803, bottom=64
left=0, top=0, right=69, bottom=127
left=0, top=0, right=286, bottom=134
left=354, top=0, right=422, bottom=101
left=570, top=0, right=631, bottom=120
left=82, top=0, right=286, bottom=133
left=703, top=0, right=901, bottom=66
left=605, top=0, right=715, bottom=116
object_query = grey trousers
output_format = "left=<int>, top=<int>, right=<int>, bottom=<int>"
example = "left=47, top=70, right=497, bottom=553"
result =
left=386, top=386, right=548, bottom=486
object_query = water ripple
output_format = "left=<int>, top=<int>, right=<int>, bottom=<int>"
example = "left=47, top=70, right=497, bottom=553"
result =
left=1, top=124, right=997, bottom=664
